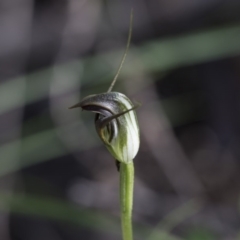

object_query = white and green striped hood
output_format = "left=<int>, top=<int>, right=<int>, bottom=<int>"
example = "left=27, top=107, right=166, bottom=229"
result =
left=71, top=92, right=140, bottom=163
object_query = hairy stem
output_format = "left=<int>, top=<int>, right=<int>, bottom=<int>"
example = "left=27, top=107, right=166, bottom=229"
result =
left=120, top=162, right=134, bottom=240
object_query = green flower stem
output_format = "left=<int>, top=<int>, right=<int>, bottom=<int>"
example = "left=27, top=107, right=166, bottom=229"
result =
left=120, top=162, right=134, bottom=240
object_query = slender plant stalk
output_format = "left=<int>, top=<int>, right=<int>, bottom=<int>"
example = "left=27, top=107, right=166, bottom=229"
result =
left=69, top=8, right=138, bottom=240
left=120, top=162, right=134, bottom=240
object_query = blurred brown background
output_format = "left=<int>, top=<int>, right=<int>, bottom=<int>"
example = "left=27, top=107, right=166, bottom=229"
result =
left=1, top=0, right=240, bottom=239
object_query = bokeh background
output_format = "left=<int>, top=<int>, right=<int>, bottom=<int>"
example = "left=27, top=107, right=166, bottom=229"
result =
left=1, top=0, right=240, bottom=239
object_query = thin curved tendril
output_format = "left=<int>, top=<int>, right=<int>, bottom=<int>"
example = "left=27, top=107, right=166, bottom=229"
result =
left=107, top=9, right=133, bottom=93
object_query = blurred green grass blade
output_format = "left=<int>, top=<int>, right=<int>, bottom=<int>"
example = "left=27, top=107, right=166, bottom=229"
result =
left=0, top=77, right=26, bottom=114
left=0, top=129, right=65, bottom=176
left=0, top=192, right=182, bottom=240
left=83, top=24, right=240, bottom=82
left=0, top=125, right=99, bottom=177
left=1, top=24, right=240, bottom=115
left=139, top=24, right=240, bottom=73
left=0, top=192, right=120, bottom=235
left=147, top=199, right=203, bottom=240
left=186, top=229, right=216, bottom=240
